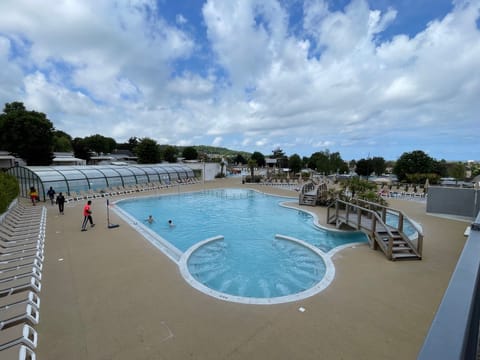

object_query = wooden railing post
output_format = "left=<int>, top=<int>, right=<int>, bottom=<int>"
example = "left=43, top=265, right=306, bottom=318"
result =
left=417, top=232, right=423, bottom=257
left=346, top=202, right=350, bottom=224
left=335, top=199, right=339, bottom=220
left=357, top=207, right=361, bottom=230
left=398, top=212, right=404, bottom=232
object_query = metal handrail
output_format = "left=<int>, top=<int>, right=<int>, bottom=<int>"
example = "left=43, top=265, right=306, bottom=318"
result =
left=418, top=211, right=480, bottom=359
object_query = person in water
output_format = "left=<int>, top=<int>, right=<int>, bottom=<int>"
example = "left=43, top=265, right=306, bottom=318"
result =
left=146, top=215, right=155, bottom=224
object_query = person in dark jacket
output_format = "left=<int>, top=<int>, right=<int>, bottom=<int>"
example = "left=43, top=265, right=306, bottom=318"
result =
left=56, top=192, right=66, bottom=214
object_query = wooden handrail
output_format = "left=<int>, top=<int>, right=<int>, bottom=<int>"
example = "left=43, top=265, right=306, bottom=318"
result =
left=329, top=198, right=422, bottom=259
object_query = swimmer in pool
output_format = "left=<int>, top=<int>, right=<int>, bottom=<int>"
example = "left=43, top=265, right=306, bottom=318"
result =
left=168, top=219, right=175, bottom=227
left=145, top=215, right=155, bottom=224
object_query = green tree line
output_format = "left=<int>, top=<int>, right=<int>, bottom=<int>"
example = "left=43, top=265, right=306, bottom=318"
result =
left=1, top=101, right=468, bottom=184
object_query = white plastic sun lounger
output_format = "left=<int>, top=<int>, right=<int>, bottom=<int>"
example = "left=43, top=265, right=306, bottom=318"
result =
left=0, top=323, right=37, bottom=351
left=0, top=277, right=41, bottom=297
left=0, top=251, right=44, bottom=264
left=0, top=229, right=44, bottom=240
left=0, top=343, right=36, bottom=360
left=0, top=291, right=40, bottom=311
left=0, top=233, right=43, bottom=246
left=0, top=247, right=44, bottom=258
left=2, top=213, right=41, bottom=223
left=0, top=302, right=39, bottom=329
left=0, top=241, right=43, bottom=254
left=0, top=258, right=42, bottom=273
left=0, top=267, right=42, bottom=283
left=0, top=234, right=44, bottom=245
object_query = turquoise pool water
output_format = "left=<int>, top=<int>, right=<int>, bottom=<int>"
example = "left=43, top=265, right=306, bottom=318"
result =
left=116, top=188, right=368, bottom=302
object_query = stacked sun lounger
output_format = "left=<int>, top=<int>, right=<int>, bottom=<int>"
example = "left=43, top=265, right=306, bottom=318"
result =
left=0, top=203, right=46, bottom=360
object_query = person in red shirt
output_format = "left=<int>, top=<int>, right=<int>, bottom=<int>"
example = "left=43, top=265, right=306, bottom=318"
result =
left=81, top=200, right=95, bottom=231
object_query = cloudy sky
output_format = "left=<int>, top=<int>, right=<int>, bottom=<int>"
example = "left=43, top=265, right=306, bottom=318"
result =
left=0, top=0, right=479, bottom=161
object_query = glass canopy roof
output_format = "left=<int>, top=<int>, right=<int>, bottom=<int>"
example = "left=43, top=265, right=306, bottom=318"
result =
left=7, top=164, right=196, bottom=201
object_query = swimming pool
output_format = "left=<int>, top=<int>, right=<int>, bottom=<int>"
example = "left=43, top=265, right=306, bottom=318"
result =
left=114, top=188, right=368, bottom=304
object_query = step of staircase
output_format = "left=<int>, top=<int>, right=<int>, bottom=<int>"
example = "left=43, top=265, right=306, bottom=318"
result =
left=392, top=252, right=421, bottom=260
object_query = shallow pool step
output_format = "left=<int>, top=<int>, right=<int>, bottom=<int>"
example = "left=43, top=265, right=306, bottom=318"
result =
left=191, top=263, right=225, bottom=276
left=258, top=278, right=271, bottom=298
left=275, top=283, right=291, bottom=296
left=199, top=267, right=229, bottom=284
left=290, top=267, right=321, bottom=282
left=281, top=272, right=308, bottom=291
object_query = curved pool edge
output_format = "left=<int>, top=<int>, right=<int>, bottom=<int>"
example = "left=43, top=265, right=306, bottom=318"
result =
left=179, top=234, right=336, bottom=305
left=112, top=190, right=370, bottom=305
left=110, top=199, right=183, bottom=263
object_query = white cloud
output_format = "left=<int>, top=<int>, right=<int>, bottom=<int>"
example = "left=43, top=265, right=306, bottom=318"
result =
left=176, top=14, right=187, bottom=25
left=0, top=0, right=478, bottom=160
left=212, top=137, right=223, bottom=147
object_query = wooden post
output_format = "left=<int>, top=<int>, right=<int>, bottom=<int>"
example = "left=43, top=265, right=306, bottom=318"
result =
left=417, top=232, right=423, bottom=258
left=398, top=212, right=404, bottom=232
left=357, top=207, right=362, bottom=230
left=387, top=235, right=393, bottom=260
left=346, top=202, right=350, bottom=225
left=371, top=215, right=377, bottom=249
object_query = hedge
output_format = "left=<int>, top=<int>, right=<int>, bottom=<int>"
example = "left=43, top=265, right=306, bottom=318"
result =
left=0, top=172, right=19, bottom=213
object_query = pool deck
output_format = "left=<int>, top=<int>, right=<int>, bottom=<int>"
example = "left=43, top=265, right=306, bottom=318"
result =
left=36, top=177, right=469, bottom=359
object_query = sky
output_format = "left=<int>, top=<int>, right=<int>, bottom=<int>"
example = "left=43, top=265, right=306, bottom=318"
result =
left=0, top=0, right=479, bottom=161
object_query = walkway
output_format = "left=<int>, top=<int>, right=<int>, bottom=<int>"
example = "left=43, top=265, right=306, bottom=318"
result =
left=36, top=177, right=468, bottom=359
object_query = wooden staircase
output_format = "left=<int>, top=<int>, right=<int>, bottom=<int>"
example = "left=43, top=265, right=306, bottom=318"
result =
left=327, top=198, right=422, bottom=261
left=299, top=181, right=328, bottom=206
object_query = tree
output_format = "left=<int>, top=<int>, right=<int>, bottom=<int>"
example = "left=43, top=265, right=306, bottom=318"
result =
left=371, top=157, right=386, bottom=176
left=162, top=145, right=178, bottom=163
left=182, top=146, right=198, bottom=160
left=83, top=134, right=116, bottom=154
left=53, top=130, right=73, bottom=152
left=448, top=162, right=466, bottom=183
left=355, top=157, right=386, bottom=177
left=341, top=177, right=377, bottom=200
left=0, top=102, right=54, bottom=165
left=271, top=147, right=288, bottom=168
left=288, top=154, right=302, bottom=174
left=72, top=137, right=92, bottom=161
left=233, top=154, right=247, bottom=165
left=117, top=137, right=139, bottom=152
left=251, top=151, right=265, bottom=167
left=247, top=159, right=257, bottom=179
left=307, top=150, right=348, bottom=175
left=329, top=151, right=348, bottom=174
left=355, top=158, right=371, bottom=177
left=393, top=150, right=437, bottom=182
left=135, top=138, right=161, bottom=164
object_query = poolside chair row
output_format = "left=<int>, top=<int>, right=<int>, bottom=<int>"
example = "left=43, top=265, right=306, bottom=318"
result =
left=0, top=204, right=46, bottom=360
left=63, top=179, right=201, bottom=202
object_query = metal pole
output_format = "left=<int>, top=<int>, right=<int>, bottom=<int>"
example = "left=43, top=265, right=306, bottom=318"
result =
left=106, top=198, right=110, bottom=225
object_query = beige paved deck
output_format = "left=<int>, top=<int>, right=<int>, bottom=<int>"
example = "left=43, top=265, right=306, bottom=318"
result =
left=35, top=177, right=468, bottom=359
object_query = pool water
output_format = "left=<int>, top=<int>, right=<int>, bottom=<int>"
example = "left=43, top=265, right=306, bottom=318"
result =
left=116, top=188, right=368, bottom=302
left=385, top=213, right=419, bottom=239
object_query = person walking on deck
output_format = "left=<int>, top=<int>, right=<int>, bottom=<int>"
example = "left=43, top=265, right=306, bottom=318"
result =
left=81, top=200, right=95, bottom=231
left=47, top=186, right=56, bottom=205
left=56, top=192, right=65, bottom=214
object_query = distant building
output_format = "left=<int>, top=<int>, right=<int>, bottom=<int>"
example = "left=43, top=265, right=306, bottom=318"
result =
left=52, top=152, right=86, bottom=166
left=90, top=150, right=137, bottom=165
left=0, top=151, right=18, bottom=170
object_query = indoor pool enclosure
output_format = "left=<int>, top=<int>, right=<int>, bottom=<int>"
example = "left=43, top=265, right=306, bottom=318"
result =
left=6, top=164, right=197, bottom=201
